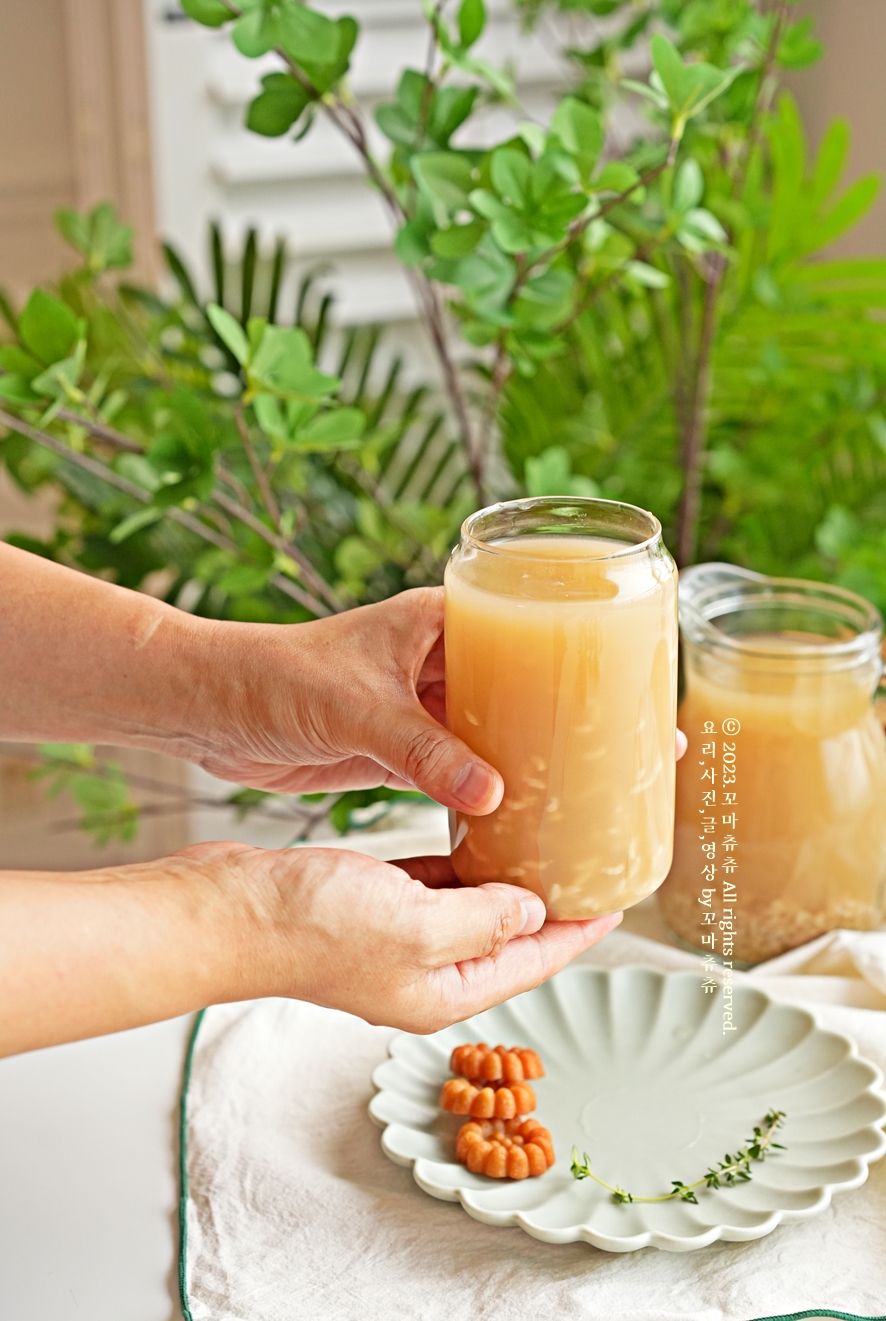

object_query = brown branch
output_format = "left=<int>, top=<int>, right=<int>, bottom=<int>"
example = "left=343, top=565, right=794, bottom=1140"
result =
left=732, top=0, right=789, bottom=199
left=56, top=408, right=144, bottom=452
left=0, top=408, right=333, bottom=617
left=675, top=254, right=727, bottom=567
left=512, top=146, right=679, bottom=303
left=212, top=485, right=345, bottom=613
left=336, top=454, right=443, bottom=581
left=234, top=403, right=281, bottom=523
left=267, top=37, right=485, bottom=498
left=411, top=272, right=485, bottom=502
left=475, top=340, right=512, bottom=481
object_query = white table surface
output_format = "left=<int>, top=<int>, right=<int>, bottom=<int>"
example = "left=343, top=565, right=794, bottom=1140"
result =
left=0, top=825, right=455, bottom=1321
left=0, top=1012, right=191, bottom=1321
left=6, top=826, right=876, bottom=1321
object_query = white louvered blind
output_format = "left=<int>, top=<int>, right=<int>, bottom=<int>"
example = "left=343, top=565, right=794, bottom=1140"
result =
left=145, top=0, right=573, bottom=328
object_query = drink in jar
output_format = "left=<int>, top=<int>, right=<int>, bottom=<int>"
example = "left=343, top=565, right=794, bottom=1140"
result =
left=444, top=497, right=678, bottom=919
left=659, top=565, right=886, bottom=963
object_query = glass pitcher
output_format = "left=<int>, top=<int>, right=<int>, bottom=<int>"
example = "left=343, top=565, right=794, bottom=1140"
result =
left=445, top=496, right=678, bottom=919
left=658, top=563, right=886, bottom=964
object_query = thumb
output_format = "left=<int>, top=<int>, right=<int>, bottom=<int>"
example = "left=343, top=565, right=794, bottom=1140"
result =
left=368, top=703, right=504, bottom=813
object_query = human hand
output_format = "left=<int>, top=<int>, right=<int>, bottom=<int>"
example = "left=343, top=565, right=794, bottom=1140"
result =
left=196, top=586, right=507, bottom=814
left=178, top=842, right=622, bottom=1033
left=194, top=586, right=687, bottom=814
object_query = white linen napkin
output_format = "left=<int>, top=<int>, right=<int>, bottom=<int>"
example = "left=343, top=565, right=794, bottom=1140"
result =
left=182, top=867, right=886, bottom=1321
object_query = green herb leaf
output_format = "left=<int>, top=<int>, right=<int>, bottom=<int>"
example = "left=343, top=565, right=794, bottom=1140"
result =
left=457, top=0, right=486, bottom=50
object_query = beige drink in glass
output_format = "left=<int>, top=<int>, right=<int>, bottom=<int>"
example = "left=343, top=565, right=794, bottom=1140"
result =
left=445, top=497, right=678, bottom=919
left=659, top=564, right=886, bottom=963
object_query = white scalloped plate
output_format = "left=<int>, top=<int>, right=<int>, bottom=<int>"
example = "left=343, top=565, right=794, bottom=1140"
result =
left=369, top=965, right=886, bottom=1252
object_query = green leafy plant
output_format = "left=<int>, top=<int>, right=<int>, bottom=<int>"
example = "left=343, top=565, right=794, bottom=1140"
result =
left=571, top=1107, right=786, bottom=1204
left=0, top=213, right=459, bottom=841
left=3, top=0, right=886, bottom=842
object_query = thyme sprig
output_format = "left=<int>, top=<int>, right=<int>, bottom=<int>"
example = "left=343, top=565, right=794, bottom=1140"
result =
left=570, top=1109, right=786, bottom=1205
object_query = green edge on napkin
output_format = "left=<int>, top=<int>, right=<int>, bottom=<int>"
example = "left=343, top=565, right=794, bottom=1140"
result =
left=178, top=1007, right=205, bottom=1321
left=751, top=1314, right=886, bottom=1320
left=174, top=1008, right=883, bottom=1321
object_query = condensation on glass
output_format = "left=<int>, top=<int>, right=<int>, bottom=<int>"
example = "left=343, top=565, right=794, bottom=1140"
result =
left=659, top=564, right=886, bottom=963
left=444, top=496, right=678, bottom=919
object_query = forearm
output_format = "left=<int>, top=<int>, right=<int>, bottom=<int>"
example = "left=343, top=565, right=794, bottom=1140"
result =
left=0, top=856, right=254, bottom=1056
left=0, top=542, right=225, bottom=757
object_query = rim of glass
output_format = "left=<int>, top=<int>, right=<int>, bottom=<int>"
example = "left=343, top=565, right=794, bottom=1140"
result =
left=460, top=496, right=663, bottom=562
left=681, top=572, right=883, bottom=663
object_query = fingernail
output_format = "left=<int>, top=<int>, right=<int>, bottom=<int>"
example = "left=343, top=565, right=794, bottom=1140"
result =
left=518, top=896, right=546, bottom=935
left=579, top=911, right=623, bottom=937
left=453, top=761, right=498, bottom=810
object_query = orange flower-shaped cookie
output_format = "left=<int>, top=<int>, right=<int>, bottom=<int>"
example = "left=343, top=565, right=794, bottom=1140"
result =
left=456, top=1117, right=556, bottom=1179
left=439, top=1076, right=536, bottom=1118
left=449, top=1042, right=544, bottom=1086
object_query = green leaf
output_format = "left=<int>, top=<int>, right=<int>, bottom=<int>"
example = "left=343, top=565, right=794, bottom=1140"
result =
left=394, top=217, right=432, bottom=266
left=621, top=77, right=669, bottom=111
left=335, top=534, right=384, bottom=583
left=253, top=392, right=288, bottom=440
left=375, top=103, right=417, bottom=147
left=207, top=303, right=249, bottom=364
left=672, top=158, right=704, bottom=212
left=594, top=161, right=640, bottom=194
left=31, top=338, right=87, bottom=402
left=297, top=14, right=356, bottom=92
left=430, top=220, right=486, bottom=258
left=812, top=175, right=881, bottom=250
left=278, top=2, right=341, bottom=66
left=295, top=406, right=365, bottom=449
left=650, top=34, right=742, bottom=136
left=249, top=325, right=340, bottom=399
left=397, top=68, right=427, bottom=122
left=491, top=213, right=536, bottom=255
left=778, top=17, right=822, bottom=69
left=0, top=346, right=42, bottom=378
left=0, top=375, right=42, bottom=404
left=217, top=564, right=273, bottom=595
left=413, top=153, right=475, bottom=209
left=550, top=98, right=603, bottom=176
left=181, top=0, right=232, bottom=26
left=163, top=242, right=201, bottom=306
left=54, top=209, right=90, bottom=255
left=95, top=209, right=133, bottom=270
left=428, top=86, right=477, bottom=147
left=809, top=118, right=849, bottom=214
left=232, top=6, right=278, bottom=57
left=38, top=743, right=94, bottom=768
left=520, top=268, right=574, bottom=306
left=247, top=72, right=310, bottom=136
left=457, top=0, right=486, bottom=50
left=625, top=259, right=670, bottom=288
left=681, top=207, right=727, bottom=241
left=58, top=201, right=134, bottom=271
left=109, top=506, right=164, bottom=543
left=525, top=445, right=599, bottom=496
left=491, top=148, right=532, bottom=208
left=18, top=290, right=79, bottom=366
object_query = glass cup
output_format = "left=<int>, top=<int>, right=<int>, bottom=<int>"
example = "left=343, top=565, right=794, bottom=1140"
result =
left=444, top=496, right=678, bottom=919
left=658, top=563, right=886, bottom=964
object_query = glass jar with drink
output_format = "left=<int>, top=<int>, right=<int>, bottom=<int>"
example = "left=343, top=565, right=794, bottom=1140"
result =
left=658, top=564, right=886, bottom=963
left=444, top=496, right=678, bottom=919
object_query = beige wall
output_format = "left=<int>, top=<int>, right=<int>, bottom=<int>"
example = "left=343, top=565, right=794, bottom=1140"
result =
left=0, top=0, right=158, bottom=299
left=0, top=2, right=186, bottom=868
left=791, top=0, right=886, bottom=257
